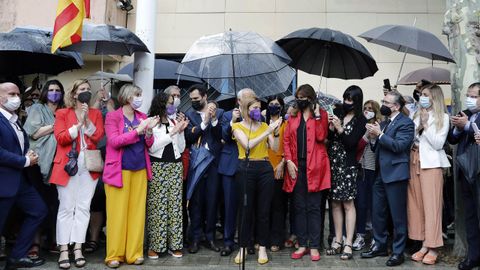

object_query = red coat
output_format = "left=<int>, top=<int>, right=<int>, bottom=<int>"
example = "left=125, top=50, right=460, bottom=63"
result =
left=50, top=108, right=104, bottom=186
left=283, top=110, right=331, bottom=193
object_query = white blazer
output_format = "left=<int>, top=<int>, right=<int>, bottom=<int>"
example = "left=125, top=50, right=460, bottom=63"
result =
left=149, top=118, right=186, bottom=160
left=414, top=111, right=451, bottom=169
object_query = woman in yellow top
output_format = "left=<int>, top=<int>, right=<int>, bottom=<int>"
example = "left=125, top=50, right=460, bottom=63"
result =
left=265, top=95, right=287, bottom=252
left=232, top=97, right=282, bottom=265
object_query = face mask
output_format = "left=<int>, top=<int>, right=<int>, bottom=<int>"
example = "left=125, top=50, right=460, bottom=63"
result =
left=166, top=104, right=176, bottom=115
left=173, top=97, right=181, bottom=108
left=296, top=99, right=310, bottom=111
left=191, top=100, right=205, bottom=111
left=413, top=90, right=421, bottom=102
left=47, top=92, right=63, bottom=103
left=342, top=103, right=354, bottom=113
left=380, top=105, right=392, bottom=116
left=268, top=104, right=281, bottom=115
left=249, top=108, right=262, bottom=121
left=3, top=96, right=21, bottom=112
left=405, top=103, right=417, bottom=113
left=419, top=96, right=431, bottom=109
left=284, top=114, right=289, bottom=120
left=465, top=96, right=478, bottom=111
left=364, top=111, right=375, bottom=120
left=32, top=98, right=39, bottom=104
left=77, top=91, right=92, bottom=104
left=131, top=96, right=143, bottom=110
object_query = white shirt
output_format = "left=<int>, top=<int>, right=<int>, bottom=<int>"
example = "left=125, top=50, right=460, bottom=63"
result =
left=0, top=107, right=29, bottom=167
left=379, top=111, right=400, bottom=139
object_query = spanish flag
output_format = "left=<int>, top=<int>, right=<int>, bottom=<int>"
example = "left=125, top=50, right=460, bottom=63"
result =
left=51, top=0, right=90, bottom=53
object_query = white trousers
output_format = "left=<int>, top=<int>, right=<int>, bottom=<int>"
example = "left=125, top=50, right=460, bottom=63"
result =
left=56, top=151, right=97, bottom=245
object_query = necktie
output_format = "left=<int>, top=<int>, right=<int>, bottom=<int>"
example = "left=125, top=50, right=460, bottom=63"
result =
left=383, top=119, right=392, bottom=134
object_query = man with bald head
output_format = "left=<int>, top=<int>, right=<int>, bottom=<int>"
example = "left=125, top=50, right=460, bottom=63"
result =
left=0, top=83, right=47, bottom=270
left=217, top=88, right=256, bottom=256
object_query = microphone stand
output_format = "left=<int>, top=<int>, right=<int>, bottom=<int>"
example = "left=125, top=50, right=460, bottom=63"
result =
left=239, top=119, right=253, bottom=270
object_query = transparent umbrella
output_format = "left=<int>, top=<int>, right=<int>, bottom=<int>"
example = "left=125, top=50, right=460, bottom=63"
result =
left=177, top=30, right=294, bottom=97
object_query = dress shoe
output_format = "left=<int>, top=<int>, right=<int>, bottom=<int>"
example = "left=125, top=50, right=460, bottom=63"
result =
left=4, top=257, right=45, bottom=270
left=361, top=246, right=388, bottom=258
left=220, top=246, right=233, bottom=256
left=386, top=253, right=405, bottom=267
left=205, top=241, right=220, bottom=252
left=458, top=258, right=480, bottom=270
left=188, top=242, right=200, bottom=254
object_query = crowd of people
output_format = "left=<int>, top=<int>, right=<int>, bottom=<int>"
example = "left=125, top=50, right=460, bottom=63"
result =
left=0, top=78, right=479, bottom=270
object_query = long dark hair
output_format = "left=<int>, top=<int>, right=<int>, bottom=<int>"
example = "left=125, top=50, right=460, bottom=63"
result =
left=39, top=80, right=65, bottom=108
left=343, top=85, right=363, bottom=117
left=149, top=92, right=169, bottom=118
left=295, top=84, right=316, bottom=114
left=265, top=95, right=285, bottom=123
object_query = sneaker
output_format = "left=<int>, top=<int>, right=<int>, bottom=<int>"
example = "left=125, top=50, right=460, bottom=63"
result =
left=352, top=233, right=365, bottom=251
left=168, top=250, right=183, bottom=258
left=370, top=238, right=376, bottom=249
left=148, top=250, right=159, bottom=259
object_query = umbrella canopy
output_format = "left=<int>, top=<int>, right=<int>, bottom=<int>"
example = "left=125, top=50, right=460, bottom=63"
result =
left=0, top=31, right=82, bottom=76
left=177, top=30, right=293, bottom=96
left=118, top=59, right=202, bottom=83
left=61, top=23, right=149, bottom=55
left=317, top=91, right=342, bottom=110
left=206, top=65, right=296, bottom=98
left=397, top=67, right=450, bottom=85
left=276, top=27, right=378, bottom=79
left=359, top=25, right=455, bottom=63
left=88, top=71, right=132, bottom=82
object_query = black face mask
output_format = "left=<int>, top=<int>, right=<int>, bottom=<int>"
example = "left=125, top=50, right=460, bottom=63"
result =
left=77, top=91, right=92, bottom=104
left=413, top=90, right=421, bottom=102
left=268, top=104, right=281, bottom=115
left=296, top=99, right=310, bottom=111
left=342, top=103, right=354, bottom=113
left=380, top=105, right=392, bottom=116
left=191, top=100, right=205, bottom=111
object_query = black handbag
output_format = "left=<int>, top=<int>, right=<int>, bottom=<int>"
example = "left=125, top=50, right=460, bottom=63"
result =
left=64, top=140, right=79, bottom=176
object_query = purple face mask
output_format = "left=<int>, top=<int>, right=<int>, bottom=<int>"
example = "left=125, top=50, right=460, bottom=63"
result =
left=47, top=91, right=63, bottom=103
left=284, top=114, right=289, bottom=120
left=166, top=104, right=176, bottom=115
left=249, top=108, right=262, bottom=121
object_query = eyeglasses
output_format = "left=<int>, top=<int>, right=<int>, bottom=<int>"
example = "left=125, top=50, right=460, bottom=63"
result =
left=381, top=100, right=396, bottom=106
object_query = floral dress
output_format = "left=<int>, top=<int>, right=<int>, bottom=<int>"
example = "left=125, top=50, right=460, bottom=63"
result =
left=328, top=118, right=359, bottom=201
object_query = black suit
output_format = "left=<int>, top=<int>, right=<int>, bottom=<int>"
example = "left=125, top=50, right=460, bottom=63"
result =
left=448, top=111, right=480, bottom=262
left=0, top=112, right=47, bottom=260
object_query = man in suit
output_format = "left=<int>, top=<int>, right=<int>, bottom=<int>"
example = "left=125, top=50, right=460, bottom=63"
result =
left=448, top=83, right=480, bottom=270
left=185, top=84, right=224, bottom=254
left=0, top=82, right=47, bottom=270
left=217, top=88, right=256, bottom=256
left=361, top=91, right=414, bottom=267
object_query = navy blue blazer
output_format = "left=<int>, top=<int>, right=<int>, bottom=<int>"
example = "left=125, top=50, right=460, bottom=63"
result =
left=448, top=110, right=479, bottom=155
left=185, top=108, right=224, bottom=162
left=217, top=110, right=239, bottom=176
left=374, top=112, right=414, bottom=183
left=0, top=113, right=30, bottom=198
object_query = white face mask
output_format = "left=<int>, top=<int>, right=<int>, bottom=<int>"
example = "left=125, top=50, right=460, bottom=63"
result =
left=405, top=103, right=417, bottom=113
left=173, top=97, right=181, bottom=108
left=364, top=111, right=375, bottom=120
left=465, top=96, right=478, bottom=111
left=131, top=96, right=143, bottom=110
left=3, top=96, right=21, bottom=112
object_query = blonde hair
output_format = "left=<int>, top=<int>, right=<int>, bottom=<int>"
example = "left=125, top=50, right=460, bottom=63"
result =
left=64, top=79, right=90, bottom=108
left=414, top=84, right=447, bottom=130
left=241, top=97, right=261, bottom=120
left=118, top=84, right=142, bottom=106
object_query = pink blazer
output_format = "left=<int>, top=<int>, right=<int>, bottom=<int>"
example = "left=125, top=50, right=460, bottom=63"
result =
left=103, top=108, right=154, bottom=188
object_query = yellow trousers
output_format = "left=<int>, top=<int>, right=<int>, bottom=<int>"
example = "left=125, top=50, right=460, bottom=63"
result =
left=105, top=170, right=147, bottom=264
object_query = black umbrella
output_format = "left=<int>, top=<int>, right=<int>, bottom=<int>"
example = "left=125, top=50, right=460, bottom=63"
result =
left=61, top=23, right=149, bottom=55
left=277, top=27, right=378, bottom=80
left=118, top=59, right=202, bottom=84
left=177, top=30, right=294, bottom=97
left=0, top=31, right=82, bottom=76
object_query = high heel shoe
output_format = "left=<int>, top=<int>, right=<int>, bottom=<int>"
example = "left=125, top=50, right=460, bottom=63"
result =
left=326, top=241, right=343, bottom=256
left=58, top=249, right=70, bottom=270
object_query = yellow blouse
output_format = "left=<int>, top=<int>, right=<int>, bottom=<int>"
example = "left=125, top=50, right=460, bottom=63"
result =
left=232, top=122, right=269, bottom=159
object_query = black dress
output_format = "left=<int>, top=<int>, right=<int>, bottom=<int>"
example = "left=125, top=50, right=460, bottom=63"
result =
left=327, top=110, right=367, bottom=201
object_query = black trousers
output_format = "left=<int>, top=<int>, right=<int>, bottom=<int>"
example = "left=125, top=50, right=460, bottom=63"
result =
left=269, top=178, right=287, bottom=246
left=236, top=160, right=274, bottom=247
left=293, top=160, right=322, bottom=249
left=459, top=172, right=480, bottom=261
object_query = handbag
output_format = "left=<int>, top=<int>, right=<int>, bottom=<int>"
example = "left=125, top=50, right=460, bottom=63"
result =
left=84, top=149, right=104, bottom=172
left=64, top=140, right=79, bottom=176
